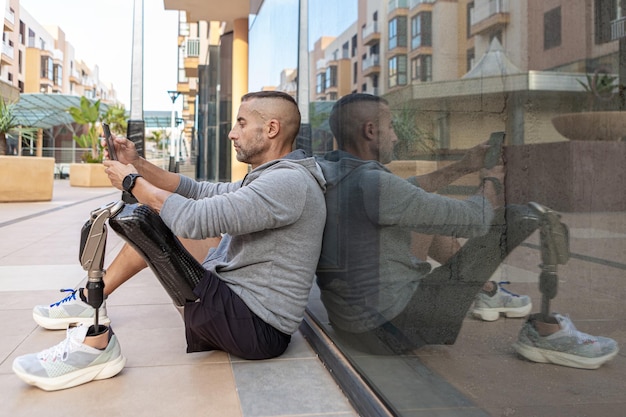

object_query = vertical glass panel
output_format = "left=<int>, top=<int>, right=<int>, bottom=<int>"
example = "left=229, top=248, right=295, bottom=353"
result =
left=251, top=0, right=626, bottom=414
left=294, top=0, right=626, bottom=415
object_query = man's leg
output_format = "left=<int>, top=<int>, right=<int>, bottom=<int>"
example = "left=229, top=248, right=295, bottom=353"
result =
left=390, top=204, right=541, bottom=346
left=33, top=204, right=219, bottom=329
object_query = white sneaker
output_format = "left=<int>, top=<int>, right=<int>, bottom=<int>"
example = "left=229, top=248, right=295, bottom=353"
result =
left=13, top=324, right=126, bottom=391
left=33, top=288, right=110, bottom=330
left=513, top=313, right=619, bottom=369
left=472, top=281, right=532, bottom=321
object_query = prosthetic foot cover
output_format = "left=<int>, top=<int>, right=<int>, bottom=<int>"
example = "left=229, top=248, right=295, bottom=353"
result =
left=109, top=203, right=205, bottom=306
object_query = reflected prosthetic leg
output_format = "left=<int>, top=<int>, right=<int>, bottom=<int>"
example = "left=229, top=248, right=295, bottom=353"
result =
left=79, top=200, right=125, bottom=335
left=107, top=203, right=206, bottom=307
left=379, top=202, right=571, bottom=352
left=528, top=202, right=570, bottom=320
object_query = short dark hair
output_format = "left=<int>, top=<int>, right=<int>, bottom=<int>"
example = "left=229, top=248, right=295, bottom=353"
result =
left=242, top=90, right=298, bottom=107
left=329, top=93, right=389, bottom=147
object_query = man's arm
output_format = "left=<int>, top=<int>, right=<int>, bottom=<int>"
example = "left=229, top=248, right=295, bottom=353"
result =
left=105, top=134, right=181, bottom=193
left=407, top=141, right=491, bottom=192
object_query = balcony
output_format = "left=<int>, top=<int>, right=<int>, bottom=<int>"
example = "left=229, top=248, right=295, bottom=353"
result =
left=4, top=8, right=14, bottom=32
left=611, top=16, right=626, bottom=41
left=69, top=69, right=80, bottom=84
left=470, top=0, right=510, bottom=36
left=183, top=38, right=200, bottom=78
left=410, top=0, right=434, bottom=8
left=388, top=0, right=409, bottom=13
left=362, top=53, right=381, bottom=77
left=362, top=22, right=381, bottom=46
left=1, top=42, right=14, bottom=65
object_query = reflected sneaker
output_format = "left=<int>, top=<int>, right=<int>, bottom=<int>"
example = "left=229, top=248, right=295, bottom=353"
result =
left=472, top=281, right=532, bottom=321
left=513, top=313, right=619, bottom=369
left=33, top=288, right=110, bottom=330
left=12, top=324, right=126, bottom=391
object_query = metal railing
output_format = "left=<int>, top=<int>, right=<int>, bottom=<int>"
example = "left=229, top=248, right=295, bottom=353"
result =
left=470, top=0, right=509, bottom=26
left=362, top=21, right=379, bottom=39
left=410, top=0, right=435, bottom=9
left=362, top=54, right=380, bottom=71
left=186, top=38, right=200, bottom=58
left=388, top=0, right=409, bottom=13
left=611, top=16, right=626, bottom=41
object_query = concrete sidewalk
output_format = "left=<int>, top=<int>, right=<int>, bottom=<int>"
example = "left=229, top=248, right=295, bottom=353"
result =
left=0, top=180, right=357, bottom=417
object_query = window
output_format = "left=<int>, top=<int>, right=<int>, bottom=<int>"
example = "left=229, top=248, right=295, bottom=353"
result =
left=544, top=7, right=561, bottom=49
left=362, top=83, right=367, bottom=92
left=316, top=72, right=326, bottom=94
left=466, top=48, right=475, bottom=72
left=594, top=0, right=619, bottom=44
left=389, top=17, right=407, bottom=50
left=28, top=29, right=35, bottom=47
left=325, top=65, right=337, bottom=89
left=351, top=35, right=357, bottom=57
left=411, top=54, right=432, bottom=82
left=388, top=54, right=407, bottom=87
left=53, top=64, right=63, bottom=86
left=353, top=61, right=358, bottom=83
left=342, top=41, right=349, bottom=59
left=19, top=20, right=25, bottom=45
left=467, top=2, right=474, bottom=38
left=411, top=12, right=432, bottom=49
left=40, top=56, right=53, bottom=79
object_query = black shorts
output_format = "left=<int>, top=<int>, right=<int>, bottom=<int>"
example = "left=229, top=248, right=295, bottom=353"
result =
left=184, top=270, right=291, bottom=360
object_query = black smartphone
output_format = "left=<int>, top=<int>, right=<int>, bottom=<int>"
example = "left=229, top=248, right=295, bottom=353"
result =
left=102, top=122, right=117, bottom=161
left=484, top=132, right=504, bottom=169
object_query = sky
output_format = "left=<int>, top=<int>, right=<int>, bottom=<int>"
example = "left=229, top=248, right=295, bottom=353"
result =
left=19, top=0, right=180, bottom=112
left=248, top=0, right=357, bottom=92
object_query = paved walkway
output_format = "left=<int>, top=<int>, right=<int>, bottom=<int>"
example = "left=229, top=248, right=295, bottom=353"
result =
left=0, top=180, right=357, bottom=417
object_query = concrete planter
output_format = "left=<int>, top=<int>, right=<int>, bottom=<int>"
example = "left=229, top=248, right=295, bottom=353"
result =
left=69, top=163, right=112, bottom=187
left=505, top=141, right=626, bottom=212
left=0, top=156, right=55, bottom=202
left=552, top=111, right=626, bottom=141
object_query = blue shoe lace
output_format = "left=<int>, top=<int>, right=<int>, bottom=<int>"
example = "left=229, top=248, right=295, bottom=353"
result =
left=496, top=281, right=522, bottom=298
left=50, top=288, right=77, bottom=307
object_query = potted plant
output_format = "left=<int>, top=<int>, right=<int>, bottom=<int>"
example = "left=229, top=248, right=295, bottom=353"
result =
left=386, top=105, right=439, bottom=178
left=551, top=70, right=626, bottom=141
left=0, top=99, right=55, bottom=202
left=67, top=97, right=111, bottom=187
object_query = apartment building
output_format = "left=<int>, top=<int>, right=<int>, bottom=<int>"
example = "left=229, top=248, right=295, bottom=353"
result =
left=311, top=0, right=624, bottom=149
left=1, top=0, right=117, bottom=102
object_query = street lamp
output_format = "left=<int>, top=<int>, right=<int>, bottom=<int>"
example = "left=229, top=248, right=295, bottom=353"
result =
left=167, top=90, right=181, bottom=171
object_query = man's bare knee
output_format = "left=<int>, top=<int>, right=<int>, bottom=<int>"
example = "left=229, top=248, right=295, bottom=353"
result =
left=179, top=237, right=221, bottom=263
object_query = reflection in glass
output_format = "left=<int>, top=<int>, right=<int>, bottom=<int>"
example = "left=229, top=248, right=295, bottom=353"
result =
left=253, top=0, right=626, bottom=415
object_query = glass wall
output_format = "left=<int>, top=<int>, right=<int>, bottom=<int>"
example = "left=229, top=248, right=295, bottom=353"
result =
left=250, top=1, right=626, bottom=415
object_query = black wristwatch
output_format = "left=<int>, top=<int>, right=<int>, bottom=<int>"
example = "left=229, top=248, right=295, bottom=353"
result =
left=122, top=173, right=142, bottom=196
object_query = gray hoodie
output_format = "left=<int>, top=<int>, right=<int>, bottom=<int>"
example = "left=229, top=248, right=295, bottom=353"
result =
left=316, top=150, right=494, bottom=333
left=160, top=150, right=327, bottom=334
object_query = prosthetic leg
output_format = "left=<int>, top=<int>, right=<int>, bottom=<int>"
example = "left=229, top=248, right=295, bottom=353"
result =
left=529, top=202, right=570, bottom=319
left=79, top=200, right=125, bottom=335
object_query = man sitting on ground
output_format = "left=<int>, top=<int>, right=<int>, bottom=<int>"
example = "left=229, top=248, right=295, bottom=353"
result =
left=13, top=91, right=327, bottom=391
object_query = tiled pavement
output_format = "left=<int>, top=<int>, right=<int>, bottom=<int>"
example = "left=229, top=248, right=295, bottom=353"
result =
left=0, top=180, right=357, bottom=417
left=2, top=179, right=625, bottom=417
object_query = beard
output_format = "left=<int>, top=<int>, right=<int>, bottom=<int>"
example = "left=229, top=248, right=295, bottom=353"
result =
left=234, top=131, right=265, bottom=165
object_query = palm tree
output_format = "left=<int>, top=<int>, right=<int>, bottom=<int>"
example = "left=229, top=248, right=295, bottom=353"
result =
left=102, top=103, right=128, bottom=135
left=68, top=97, right=102, bottom=162
left=0, top=99, right=36, bottom=156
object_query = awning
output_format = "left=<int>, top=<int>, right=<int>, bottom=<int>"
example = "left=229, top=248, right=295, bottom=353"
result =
left=12, top=93, right=109, bottom=129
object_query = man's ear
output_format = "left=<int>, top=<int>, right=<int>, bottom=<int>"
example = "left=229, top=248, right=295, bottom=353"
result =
left=267, top=119, right=280, bottom=139
left=363, top=121, right=376, bottom=141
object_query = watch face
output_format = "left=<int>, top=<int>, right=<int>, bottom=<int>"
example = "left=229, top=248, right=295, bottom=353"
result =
left=123, top=175, right=133, bottom=191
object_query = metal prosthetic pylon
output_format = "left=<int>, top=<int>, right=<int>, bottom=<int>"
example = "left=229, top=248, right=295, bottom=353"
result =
left=528, top=202, right=571, bottom=320
left=79, top=200, right=125, bottom=334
